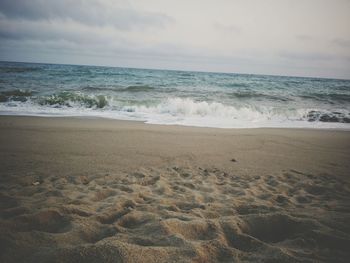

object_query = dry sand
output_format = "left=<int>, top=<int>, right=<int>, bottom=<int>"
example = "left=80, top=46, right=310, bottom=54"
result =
left=0, top=116, right=350, bottom=262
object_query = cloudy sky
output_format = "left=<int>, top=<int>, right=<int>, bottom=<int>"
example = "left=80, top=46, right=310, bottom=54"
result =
left=0, top=0, right=349, bottom=79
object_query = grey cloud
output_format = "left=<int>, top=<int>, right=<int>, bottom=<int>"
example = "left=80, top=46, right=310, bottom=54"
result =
left=0, top=0, right=174, bottom=30
left=332, top=38, right=350, bottom=48
left=0, top=30, right=21, bottom=40
left=296, top=35, right=314, bottom=41
left=279, top=51, right=335, bottom=61
left=213, top=22, right=241, bottom=34
left=0, top=20, right=116, bottom=45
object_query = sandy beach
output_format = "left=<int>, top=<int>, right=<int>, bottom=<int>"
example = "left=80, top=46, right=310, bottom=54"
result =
left=0, top=116, right=349, bottom=262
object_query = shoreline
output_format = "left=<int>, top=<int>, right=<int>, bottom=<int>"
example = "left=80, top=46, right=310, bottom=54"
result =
left=1, top=115, right=350, bottom=262
left=1, top=114, right=350, bottom=131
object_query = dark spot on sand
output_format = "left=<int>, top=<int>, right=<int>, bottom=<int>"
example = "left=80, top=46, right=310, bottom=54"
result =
left=290, top=169, right=304, bottom=175
left=0, top=194, right=19, bottom=210
left=243, top=213, right=317, bottom=243
left=0, top=206, right=28, bottom=219
left=276, top=195, right=288, bottom=204
left=80, top=176, right=90, bottom=185
left=97, top=207, right=132, bottom=224
left=296, top=195, right=311, bottom=203
left=15, top=210, right=71, bottom=233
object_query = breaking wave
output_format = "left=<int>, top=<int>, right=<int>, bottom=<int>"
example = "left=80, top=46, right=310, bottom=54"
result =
left=1, top=94, right=349, bottom=128
left=38, top=92, right=108, bottom=108
left=0, top=89, right=34, bottom=102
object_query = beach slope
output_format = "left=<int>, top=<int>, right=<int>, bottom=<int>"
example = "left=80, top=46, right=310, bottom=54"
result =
left=0, top=116, right=350, bottom=262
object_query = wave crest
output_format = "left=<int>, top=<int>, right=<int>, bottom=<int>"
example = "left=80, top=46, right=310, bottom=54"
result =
left=38, top=92, right=108, bottom=109
left=124, top=85, right=155, bottom=92
left=121, top=98, right=302, bottom=121
left=0, top=89, right=33, bottom=102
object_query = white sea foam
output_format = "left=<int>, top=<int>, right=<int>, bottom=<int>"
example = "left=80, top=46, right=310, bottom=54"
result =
left=1, top=97, right=349, bottom=129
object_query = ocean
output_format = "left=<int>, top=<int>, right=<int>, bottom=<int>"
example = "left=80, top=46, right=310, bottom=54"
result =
left=0, top=61, right=349, bottom=129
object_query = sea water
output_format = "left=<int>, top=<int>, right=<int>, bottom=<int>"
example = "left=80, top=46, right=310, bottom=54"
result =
left=0, top=61, right=349, bottom=129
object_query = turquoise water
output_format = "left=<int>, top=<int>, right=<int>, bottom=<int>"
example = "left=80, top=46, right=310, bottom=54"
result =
left=0, top=61, right=350, bottom=128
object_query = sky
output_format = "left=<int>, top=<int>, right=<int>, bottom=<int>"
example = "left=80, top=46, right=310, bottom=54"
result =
left=0, top=0, right=349, bottom=79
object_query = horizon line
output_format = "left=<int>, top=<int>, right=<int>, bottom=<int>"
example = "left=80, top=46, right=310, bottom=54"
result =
left=1, top=59, right=349, bottom=81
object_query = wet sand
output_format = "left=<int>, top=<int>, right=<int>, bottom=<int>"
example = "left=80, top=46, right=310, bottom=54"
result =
left=0, top=116, right=350, bottom=262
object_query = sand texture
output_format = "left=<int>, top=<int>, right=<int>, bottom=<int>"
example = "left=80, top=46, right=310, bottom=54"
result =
left=0, top=116, right=350, bottom=262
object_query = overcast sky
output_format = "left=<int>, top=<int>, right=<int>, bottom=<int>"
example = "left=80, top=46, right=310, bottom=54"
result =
left=0, top=0, right=349, bottom=79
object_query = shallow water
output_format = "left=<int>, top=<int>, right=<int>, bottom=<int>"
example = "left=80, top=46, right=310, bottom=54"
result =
left=1, top=61, right=349, bottom=129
